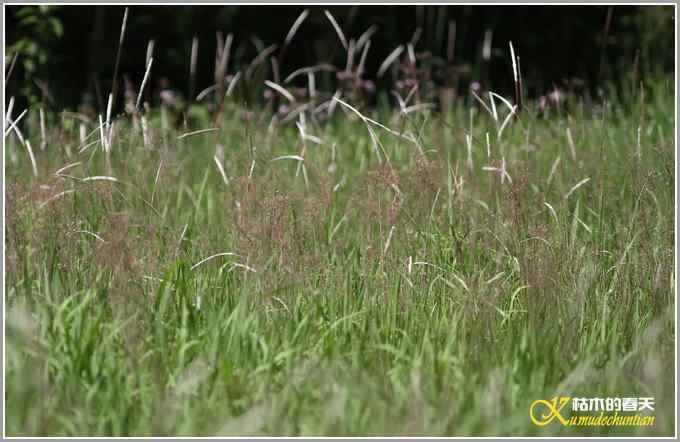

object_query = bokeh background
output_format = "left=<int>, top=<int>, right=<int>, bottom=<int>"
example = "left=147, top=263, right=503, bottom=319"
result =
left=4, top=5, right=675, bottom=111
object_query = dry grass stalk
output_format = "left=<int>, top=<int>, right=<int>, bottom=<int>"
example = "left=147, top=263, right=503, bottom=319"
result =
left=24, top=140, right=38, bottom=177
left=78, top=123, right=87, bottom=145
left=547, top=155, right=561, bottom=187
left=497, top=105, right=517, bottom=139
left=99, top=114, right=108, bottom=153
left=466, top=133, right=474, bottom=171
left=483, top=29, right=493, bottom=61
left=5, top=53, right=18, bottom=86
left=357, top=40, right=371, bottom=77
left=111, top=7, right=130, bottom=109
left=214, top=144, right=229, bottom=186
left=4, top=108, right=27, bottom=139
left=566, top=127, right=576, bottom=161
left=5, top=110, right=37, bottom=177
left=141, top=115, right=151, bottom=148
left=4, top=96, right=14, bottom=131
left=345, top=39, right=356, bottom=73
left=146, top=39, right=155, bottom=68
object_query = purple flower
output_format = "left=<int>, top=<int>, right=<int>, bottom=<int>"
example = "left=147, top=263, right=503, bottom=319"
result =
left=549, top=88, right=563, bottom=103
left=361, top=79, right=376, bottom=94
left=277, top=105, right=290, bottom=116
left=160, top=89, right=177, bottom=106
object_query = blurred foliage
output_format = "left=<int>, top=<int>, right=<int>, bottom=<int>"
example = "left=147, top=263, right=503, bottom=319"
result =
left=6, top=5, right=64, bottom=106
left=620, top=7, right=675, bottom=76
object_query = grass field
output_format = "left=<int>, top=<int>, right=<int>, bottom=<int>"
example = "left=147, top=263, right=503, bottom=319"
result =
left=4, top=71, right=676, bottom=436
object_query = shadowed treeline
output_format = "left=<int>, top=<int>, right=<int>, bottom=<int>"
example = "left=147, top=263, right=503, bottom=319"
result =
left=5, top=5, right=675, bottom=111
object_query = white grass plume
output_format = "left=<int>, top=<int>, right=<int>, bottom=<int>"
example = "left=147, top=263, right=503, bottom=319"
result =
left=191, top=252, right=240, bottom=270
left=332, top=96, right=415, bottom=143
left=6, top=110, right=37, bottom=177
left=497, top=105, right=517, bottom=139
left=99, top=114, right=108, bottom=153
left=25, top=140, right=38, bottom=177
left=226, top=71, right=242, bottom=97
left=119, top=7, right=129, bottom=45
left=489, top=91, right=514, bottom=113
left=324, top=10, right=348, bottom=50
left=54, top=161, right=82, bottom=176
left=136, top=57, right=153, bottom=111
left=146, top=39, right=155, bottom=68
left=566, top=127, right=576, bottom=161
left=71, top=230, right=106, bottom=243
left=219, top=34, right=233, bottom=78
left=356, top=25, right=378, bottom=51
left=486, top=132, right=491, bottom=157
left=265, top=80, right=296, bottom=102
left=285, top=9, right=309, bottom=46
left=544, top=202, right=559, bottom=224
left=407, top=43, right=416, bottom=66
left=4, top=108, right=27, bottom=139
left=38, top=189, right=76, bottom=210
left=190, top=37, right=199, bottom=78
left=4, top=96, right=14, bottom=131
left=564, top=177, right=590, bottom=200
left=383, top=226, right=396, bottom=256
left=39, top=107, right=47, bottom=150
left=345, top=39, right=355, bottom=73
left=284, top=64, right=336, bottom=83
left=357, top=40, right=371, bottom=77
left=377, top=45, right=404, bottom=78
left=465, top=133, right=473, bottom=171
left=213, top=156, right=229, bottom=186
left=271, top=155, right=304, bottom=162
left=246, top=45, right=277, bottom=78
left=177, top=128, right=219, bottom=140
left=471, top=90, right=493, bottom=119
left=82, top=175, right=119, bottom=182
left=196, top=85, right=217, bottom=101
left=489, top=91, right=498, bottom=122
left=509, top=41, right=518, bottom=82
left=547, top=155, right=561, bottom=187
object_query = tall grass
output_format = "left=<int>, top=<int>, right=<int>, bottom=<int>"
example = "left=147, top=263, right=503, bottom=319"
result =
left=4, top=12, right=676, bottom=437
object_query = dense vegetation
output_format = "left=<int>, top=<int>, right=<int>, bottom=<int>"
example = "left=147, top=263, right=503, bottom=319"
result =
left=4, top=5, right=676, bottom=437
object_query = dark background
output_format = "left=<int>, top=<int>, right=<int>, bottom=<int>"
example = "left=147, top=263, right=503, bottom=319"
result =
left=4, top=5, right=675, bottom=111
